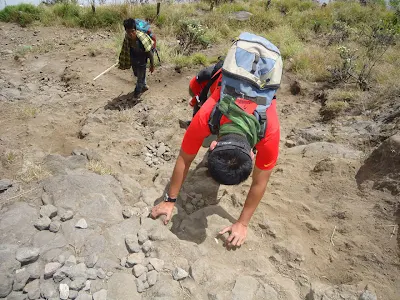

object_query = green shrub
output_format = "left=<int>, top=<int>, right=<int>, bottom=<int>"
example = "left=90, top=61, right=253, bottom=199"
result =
left=176, top=19, right=210, bottom=55
left=191, top=53, right=208, bottom=65
left=266, top=25, right=304, bottom=59
left=0, top=4, right=41, bottom=26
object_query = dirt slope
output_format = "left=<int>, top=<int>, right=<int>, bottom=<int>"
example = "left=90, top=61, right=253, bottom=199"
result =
left=0, top=23, right=399, bottom=300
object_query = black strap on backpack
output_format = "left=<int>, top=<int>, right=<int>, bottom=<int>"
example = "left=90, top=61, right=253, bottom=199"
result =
left=197, top=59, right=224, bottom=106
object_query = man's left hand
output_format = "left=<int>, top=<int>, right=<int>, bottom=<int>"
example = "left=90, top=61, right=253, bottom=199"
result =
left=219, top=222, right=247, bottom=247
left=149, top=65, right=155, bottom=73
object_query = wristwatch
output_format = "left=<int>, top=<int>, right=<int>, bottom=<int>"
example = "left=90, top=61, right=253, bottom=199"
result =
left=164, top=193, right=177, bottom=203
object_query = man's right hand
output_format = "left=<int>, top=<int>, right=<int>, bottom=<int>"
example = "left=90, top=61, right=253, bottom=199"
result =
left=151, top=201, right=175, bottom=225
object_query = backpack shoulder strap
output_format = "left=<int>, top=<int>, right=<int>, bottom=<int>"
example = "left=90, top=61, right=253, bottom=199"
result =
left=208, top=103, right=223, bottom=135
left=198, top=68, right=222, bottom=106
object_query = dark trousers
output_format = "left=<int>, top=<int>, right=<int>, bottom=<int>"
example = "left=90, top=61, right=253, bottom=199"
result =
left=132, top=65, right=147, bottom=94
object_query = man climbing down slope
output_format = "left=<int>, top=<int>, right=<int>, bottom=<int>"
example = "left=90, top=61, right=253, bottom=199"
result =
left=118, top=18, right=155, bottom=98
left=151, top=33, right=283, bottom=248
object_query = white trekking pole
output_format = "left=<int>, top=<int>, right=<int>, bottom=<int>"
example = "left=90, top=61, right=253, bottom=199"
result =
left=93, top=62, right=118, bottom=81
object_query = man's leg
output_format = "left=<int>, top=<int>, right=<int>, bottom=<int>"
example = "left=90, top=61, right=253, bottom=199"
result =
left=135, top=66, right=146, bottom=95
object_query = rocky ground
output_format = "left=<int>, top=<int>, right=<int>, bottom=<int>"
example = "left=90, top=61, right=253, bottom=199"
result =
left=0, top=22, right=399, bottom=300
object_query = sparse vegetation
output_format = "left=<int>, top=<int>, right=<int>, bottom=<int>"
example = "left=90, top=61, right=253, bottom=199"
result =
left=0, top=0, right=399, bottom=85
left=18, top=161, right=51, bottom=183
left=86, top=160, right=113, bottom=175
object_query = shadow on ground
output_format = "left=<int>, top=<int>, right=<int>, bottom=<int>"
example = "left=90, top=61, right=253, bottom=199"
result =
left=152, top=153, right=236, bottom=245
left=104, top=91, right=142, bottom=111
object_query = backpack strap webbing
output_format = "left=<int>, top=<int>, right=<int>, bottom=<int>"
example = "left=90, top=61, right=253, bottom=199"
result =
left=197, top=68, right=222, bottom=107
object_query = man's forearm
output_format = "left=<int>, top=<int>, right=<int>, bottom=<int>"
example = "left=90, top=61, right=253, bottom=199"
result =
left=148, top=51, right=154, bottom=66
left=237, top=168, right=272, bottom=226
left=168, top=150, right=195, bottom=198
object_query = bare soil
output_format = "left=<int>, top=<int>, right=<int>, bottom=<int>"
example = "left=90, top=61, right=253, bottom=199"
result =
left=1, top=22, right=399, bottom=299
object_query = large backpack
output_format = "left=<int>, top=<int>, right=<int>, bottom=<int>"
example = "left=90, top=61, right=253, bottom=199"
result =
left=208, top=32, right=283, bottom=141
left=135, top=19, right=157, bottom=50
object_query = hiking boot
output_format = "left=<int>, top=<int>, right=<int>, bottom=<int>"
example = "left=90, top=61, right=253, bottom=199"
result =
left=133, top=91, right=141, bottom=99
left=141, top=86, right=149, bottom=93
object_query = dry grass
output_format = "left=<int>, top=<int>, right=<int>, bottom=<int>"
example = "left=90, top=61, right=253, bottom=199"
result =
left=4, top=150, right=18, bottom=164
left=86, top=160, right=113, bottom=175
left=17, top=106, right=40, bottom=120
left=18, top=161, right=51, bottom=183
left=290, top=44, right=338, bottom=82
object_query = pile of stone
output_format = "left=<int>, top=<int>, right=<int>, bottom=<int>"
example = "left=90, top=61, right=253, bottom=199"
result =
left=182, top=192, right=205, bottom=214
left=34, top=204, right=75, bottom=232
left=144, top=142, right=172, bottom=167
left=1, top=246, right=109, bottom=299
left=121, top=228, right=165, bottom=293
left=0, top=200, right=113, bottom=300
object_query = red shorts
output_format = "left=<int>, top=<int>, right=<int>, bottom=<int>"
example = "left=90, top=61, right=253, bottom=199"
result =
left=182, top=83, right=280, bottom=171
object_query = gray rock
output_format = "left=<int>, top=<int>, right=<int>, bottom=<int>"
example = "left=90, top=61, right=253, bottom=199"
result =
left=0, top=203, right=38, bottom=246
left=53, top=267, right=67, bottom=282
left=172, top=267, right=188, bottom=281
left=156, top=144, right=166, bottom=157
left=359, top=289, right=377, bottom=300
left=90, top=280, right=107, bottom=295
left=0, top=245, right=21, bottom=276
left=147, top=263, right=154, bottom=271
left=57, top=255, right=66, bottom=265
left=41, top=193, right=53, bottom=205
left=120, top=257, right=127, bottom=267
left=60, top=210, right=74, bottom=222
left=136, top=279, right=146, bottom=293
left=107, top=273, right=141, bottom=300
left=5, top=291, right=27, bottom=300
left=97, top=268, right=106, bottom=279
left=75, top=219, right=88, bottom=229
left=15, top=247, right=40, bottom=264
left=44, top=262, right=62, bottom=279
left=49, top=221, right=61, bottom=233
left=59, top=283, right=69, bottom=300
left=83, top=280, right=91, bottom=291
left=26, top=262, right=41, bottom=279
left=69, top=277, right=86, bottom=290
left=149, top=258, right=164, bottom=272
left=34, top=216, right=51, bottom=231
left=93, top=289, right=107, bottom=300
left=13, top=268, right=30, bottom=291
left=231, top=10, right=253, bottom=21
left=143, top=281, right=149, bottom=289
left=68, top=263, right=87, bottom=280
left=125, top=235, right=140, bottom=253
left=132, top=264, right=147, bottom=277
left=137, top=272, right=147, bottom=283
left=0, top=179, right=12, bottom=192
left=126, top=253, right=145, bottom=267
left=40, top=281, right=58, bottom=299
left=32, top=231, right=67, bottom=257
left=147, top=270, right=158, bottom=286
left=232, top=276, right=259, bottom=300
left=122, top=206, right=140, bottom=218
left=23, top=279, right=40, bottom=299
left=86, top=268, right=97, bottom=280
left=69, top=290, right=78, bottom=299
left=0, top=274, right=13, bottom=297
left=137, top=228, right=148, bottom=244
left=75, top=291, right=92, bottom=300
left=85, top=253, right=98, bottom=268
left=40, top=205, right=58, bottom=218
left=142, top=241, right=152, bottom=254
left=65, top=255, right=77, bottom=267
left=42, top=172, right=124, bottom=225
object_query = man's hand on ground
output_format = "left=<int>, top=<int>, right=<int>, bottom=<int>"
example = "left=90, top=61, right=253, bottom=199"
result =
left=149, top=65, right=155, bottom=74
left=151, top=201, right=175, bottom=225
left=219, top=222, right=248, bottom=248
